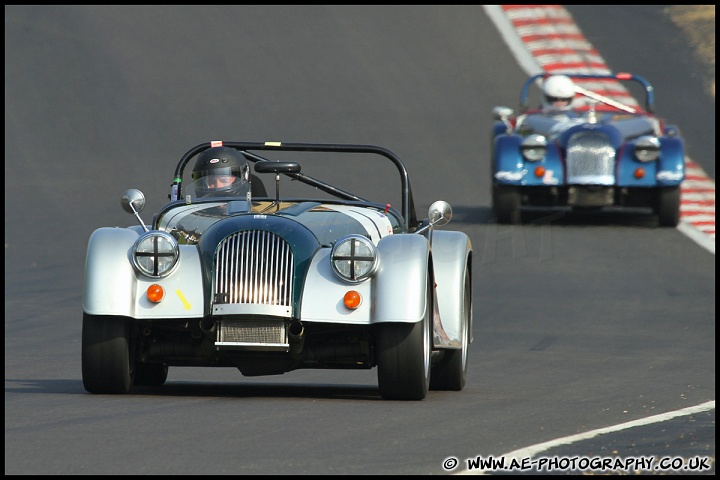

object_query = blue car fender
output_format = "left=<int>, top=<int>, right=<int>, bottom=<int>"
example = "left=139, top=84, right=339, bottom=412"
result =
left=616, top=146, right=658, bottom=186
left=493, top=134, right=524, bottom=184
left=657, top=136, right=685, bottom=186
left=526, top=141, right=564, bottom=187
left=494, top=134, right=565, bottom=186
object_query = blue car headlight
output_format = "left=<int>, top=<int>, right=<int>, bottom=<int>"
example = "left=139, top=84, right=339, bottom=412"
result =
left=330, top=235, right=378, bottom=283
left=634, top=135, right=661, bottom=162
left=521, top=134, right=547, bottom=161
left=131, top=231, right=179, bottom=278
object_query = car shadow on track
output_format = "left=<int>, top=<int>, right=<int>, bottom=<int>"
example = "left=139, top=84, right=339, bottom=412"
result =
left=132, top=382, right=385, bottom=400
left=5, top=378, right=385, bottom=400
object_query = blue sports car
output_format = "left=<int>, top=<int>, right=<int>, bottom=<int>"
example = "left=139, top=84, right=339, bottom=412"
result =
left=491, top=72, right=685, bottom=226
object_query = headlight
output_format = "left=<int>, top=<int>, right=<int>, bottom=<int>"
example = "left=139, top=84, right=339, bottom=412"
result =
left=521, top=134, right=547, bottom=161
left=330, top=235, right=378, bottom=283
left=634, top=135, right=660, bottom=162
left=131, top=231, right=179, bottom=278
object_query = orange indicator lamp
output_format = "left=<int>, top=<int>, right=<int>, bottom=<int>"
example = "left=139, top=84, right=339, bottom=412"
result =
left=343, top=290, right=362, bottom=309
left=147, top=284, right=165, bottom=303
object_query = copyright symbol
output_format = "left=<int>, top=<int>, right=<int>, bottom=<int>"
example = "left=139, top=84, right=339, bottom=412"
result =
left=443, top=457, right=459, bottom=470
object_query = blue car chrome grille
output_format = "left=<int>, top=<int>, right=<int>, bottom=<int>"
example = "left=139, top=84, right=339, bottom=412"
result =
left=565, top=131, right=616, bottom=185
left=213, top=230, right=293, bottom=307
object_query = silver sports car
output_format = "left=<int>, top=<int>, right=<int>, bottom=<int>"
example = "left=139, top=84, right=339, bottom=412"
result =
left=82, top=141, right=473, bottom=400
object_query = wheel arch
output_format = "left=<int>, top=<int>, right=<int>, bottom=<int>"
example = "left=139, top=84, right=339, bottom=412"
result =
left=429, top=230, right=473, bottom=346
left=373, top=234, right=431, bottom=324
left=82, top=228, right=140, bottom=316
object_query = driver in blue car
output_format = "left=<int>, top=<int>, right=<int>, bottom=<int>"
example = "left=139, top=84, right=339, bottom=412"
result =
left=515, top=74, right=582, bottom=138
left=539, top=74, right=586, bottom=137
left=191, top=146, right=251, bottom=199
left=541, top=74, right=576, bottom=112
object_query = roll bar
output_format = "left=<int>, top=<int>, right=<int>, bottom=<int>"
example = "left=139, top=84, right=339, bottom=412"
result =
left=170, top=141, right=418, bottom=230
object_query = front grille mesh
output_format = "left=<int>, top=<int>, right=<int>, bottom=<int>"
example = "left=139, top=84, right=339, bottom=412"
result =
left=214, top=230, right=293, bottom=306
left=218, top=319, right=287, bottom=346
left=566, top=131, right=615, bottom=185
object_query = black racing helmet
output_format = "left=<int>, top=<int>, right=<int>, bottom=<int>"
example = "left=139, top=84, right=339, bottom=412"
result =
left=191, top=146, right=251, bottom=198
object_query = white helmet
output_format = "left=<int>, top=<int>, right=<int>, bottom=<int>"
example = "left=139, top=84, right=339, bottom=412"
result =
left=542, top=75, right=575, bottom=110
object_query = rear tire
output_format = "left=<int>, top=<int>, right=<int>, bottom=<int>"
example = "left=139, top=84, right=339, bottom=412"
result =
left=493, top=184, right=521, bottom=224
left=430, top=265, right=471, bottom=391
left=82, top=313, right=134, bottom=394
left=376, top=276, right=432, bottom=400
left=655, top=186, right=681, bottom=227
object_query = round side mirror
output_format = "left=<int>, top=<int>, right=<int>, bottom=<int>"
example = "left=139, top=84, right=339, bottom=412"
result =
left=121, top=189, right=146, bottom=214
left=493, top=106, right=514, bottom=121
left=428, top=200, right=452, bottom=227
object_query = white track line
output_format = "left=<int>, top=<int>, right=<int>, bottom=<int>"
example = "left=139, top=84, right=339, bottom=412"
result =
left=456, top=400, right=715, bottom=474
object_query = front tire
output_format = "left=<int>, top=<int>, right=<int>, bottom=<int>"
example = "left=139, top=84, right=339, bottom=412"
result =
left=655, top=186, right=681, bottom=227
left=135, top=363, right=168, bottom=386
left=493, top=184, right=521, bottom=224
left=375, top=276, right=432, bottom=400
left=82, top=313, right=134, bottom=394
left=430, top=265, right=471, bottom=391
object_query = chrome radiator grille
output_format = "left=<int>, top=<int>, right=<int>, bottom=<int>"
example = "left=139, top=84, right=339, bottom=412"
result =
left=565, top=131, right=616, bottom=185
left=213, top=230, right=294, bottom=313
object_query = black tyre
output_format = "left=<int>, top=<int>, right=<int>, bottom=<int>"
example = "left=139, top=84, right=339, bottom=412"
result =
left=493, top=184, right=521, bottom=224
left=655, top=186, right=681, bottom=227
left=82, top=313, right=134, bottom=394
left=376, top=276, right=432, bottom=400
left=135, top=363, right=168, bottom=386
left=430, top=265, right=471, bottom=391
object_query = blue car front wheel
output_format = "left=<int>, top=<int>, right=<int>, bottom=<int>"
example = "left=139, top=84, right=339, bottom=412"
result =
left=493, top=184, right=521, bottom=224
left=655, top=186, right=681, bottom=227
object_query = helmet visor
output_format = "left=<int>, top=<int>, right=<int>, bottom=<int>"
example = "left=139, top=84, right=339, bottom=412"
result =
left=194, top=173, right=238, bottom=190
left=545, top=95, right=572, bottom=103
left=189, top=170, right=250, bottom=199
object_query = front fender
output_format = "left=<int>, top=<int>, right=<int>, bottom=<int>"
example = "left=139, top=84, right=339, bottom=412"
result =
left=299, top=247, right=374, bottom=324
left=617, top=136, right=685, bottom=187
left=373, top=234, right=430, bottom=324
left=493, top=134, right=564, bottom=186
left=299, top=234, right=430, bottom=325
left=493, top=135, right=524, bottom=184
left=430, top=230, right=472, bottom=345
left=82, top=227, right=139, bottom=316
left=657, top=136, right=685, bottom=186
left=82, top=227, right=205, bottom=318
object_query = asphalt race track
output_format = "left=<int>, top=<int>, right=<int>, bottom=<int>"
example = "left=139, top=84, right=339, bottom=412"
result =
left=5, top=5, right=715, bottom=475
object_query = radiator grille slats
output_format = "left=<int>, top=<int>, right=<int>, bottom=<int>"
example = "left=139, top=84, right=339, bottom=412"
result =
left=566, top=131, right=616, bottom=185
left=214, top=230, right=293, bottom=307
